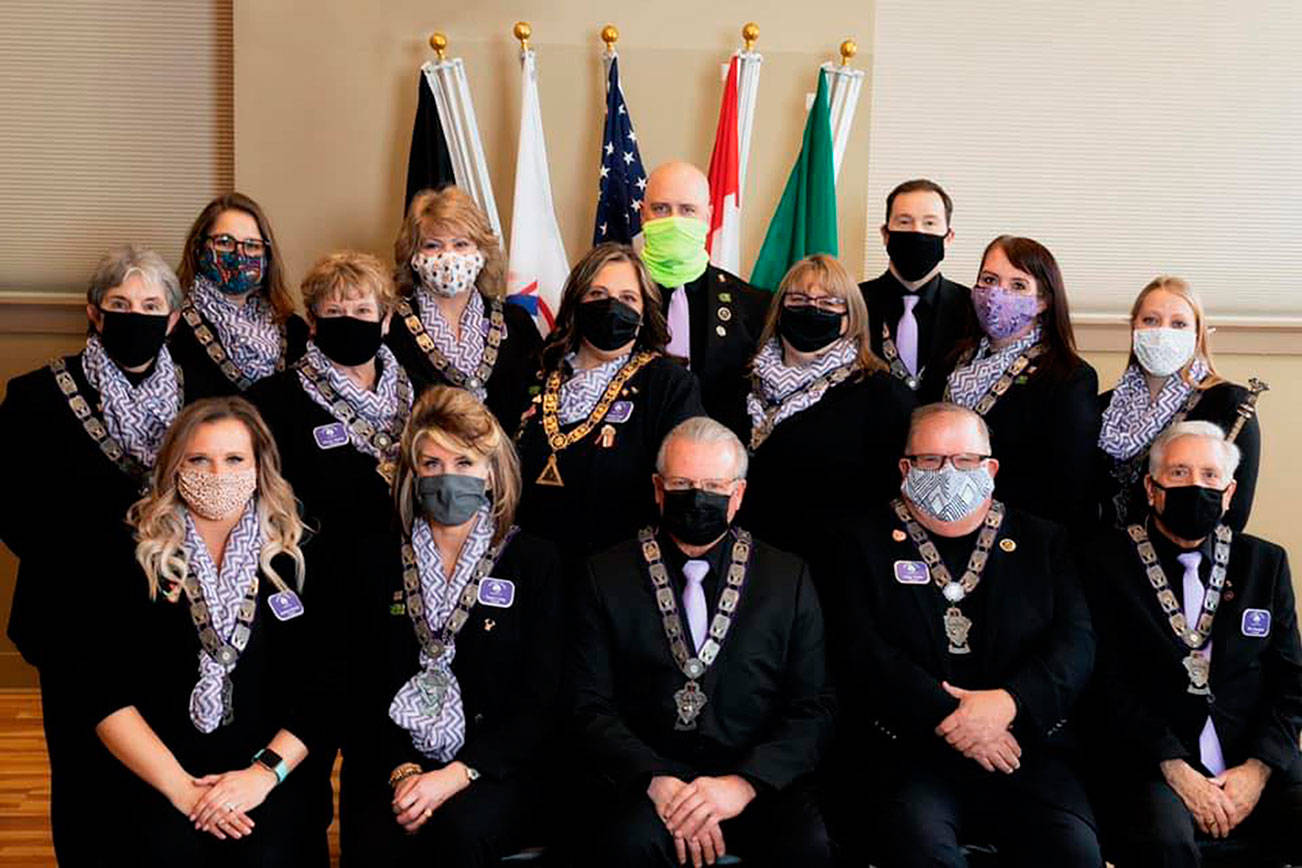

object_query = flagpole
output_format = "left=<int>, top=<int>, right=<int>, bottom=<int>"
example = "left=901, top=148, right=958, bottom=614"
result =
left=735, top=23, right=763, bottom=211
left=822, top=38, right=864, bottom=183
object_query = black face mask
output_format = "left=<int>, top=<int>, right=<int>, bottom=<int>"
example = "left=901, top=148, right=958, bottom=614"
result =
left=778, top=305, right=845, bottom=353
left=886, top=230, right=946, bottom=282
left=313, top=315, right=383, bottom=366
left=575, top=298, right=642, bottom=352
left=662, top=487, right=732, bottom=547
left=1154, top=481, right=1226, bottom=541
left=97, top=310, right=169, bottom=369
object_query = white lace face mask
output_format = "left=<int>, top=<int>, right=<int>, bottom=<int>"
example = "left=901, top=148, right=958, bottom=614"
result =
left=1133, top=327, right=1197, bottom=378
left=411, top=249, right=485, bottom=298
left=901, top=464, right=994, bottom=524
left=178, top=468, right=257, bottom=520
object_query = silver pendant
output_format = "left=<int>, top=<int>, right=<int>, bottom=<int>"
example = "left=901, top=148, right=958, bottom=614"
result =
left=944, top=607, right=972, bottom=655
left=674, top=680, right=709, bottom=730
left=684, top=657, right=705, bottom=679
left=417, top=669, right=452, bottom=714
left=1183, top=651, right=1211, bottom=695
left=943, top=582, right=966, bottom=603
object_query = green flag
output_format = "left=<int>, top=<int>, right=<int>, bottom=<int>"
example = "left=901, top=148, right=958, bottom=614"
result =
left=749, top=68, right=838, bottom=291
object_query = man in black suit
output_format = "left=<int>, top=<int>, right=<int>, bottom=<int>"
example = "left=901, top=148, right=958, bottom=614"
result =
left=1085, top=420, right=1302, bottom=867
left=639, top=162, right=770, bottom=437
left=858, top=179, right=970, bottom=395
left=570, top=416, right=834, bottom=867
left=816, top=402, right=1100, bottom=867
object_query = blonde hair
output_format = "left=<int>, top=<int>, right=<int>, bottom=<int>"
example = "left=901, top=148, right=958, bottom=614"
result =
left=128, top=397, right=305, bottom=600
left=1128, top=275, right=1222, bottom=389
left=301, top=250, right=399, bottom=320
left=756, top=253, right=885, bottom=374
left=394, top=186, right=506, bottom=300
left=393, top=386, right=521, bottom=542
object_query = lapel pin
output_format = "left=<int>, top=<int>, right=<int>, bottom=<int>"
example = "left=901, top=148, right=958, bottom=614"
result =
left=717, top=307, right=732, bottom=322
left=892, top=529, right=907, bottom=542
left=1000, top=539, right=1017, bottom=552
left=716, top=325, right=727, bottom=337
left=484, top=618, right=496, bottom=632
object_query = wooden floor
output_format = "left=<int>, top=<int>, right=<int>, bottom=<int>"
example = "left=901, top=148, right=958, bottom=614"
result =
left=0, top=689, right=343, bottom=866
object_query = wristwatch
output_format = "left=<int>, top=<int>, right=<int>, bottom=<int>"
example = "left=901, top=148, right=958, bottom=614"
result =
left=463, top=764, right=481, bottom=783
left=252, top=748, right=288, bottom=785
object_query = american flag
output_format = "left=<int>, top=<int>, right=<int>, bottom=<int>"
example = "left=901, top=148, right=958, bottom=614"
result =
left=592, top=55, right=647, bottom=245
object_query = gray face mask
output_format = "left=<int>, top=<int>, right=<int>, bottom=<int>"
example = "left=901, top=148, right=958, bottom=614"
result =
left=901, top=464, right=994, bottom=523
left=416, top=474, right=489, bottom=526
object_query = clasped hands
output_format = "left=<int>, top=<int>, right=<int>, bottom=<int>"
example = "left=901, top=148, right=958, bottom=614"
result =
left=648, top=773, right=756, bottom=867
left=934, top=681, right=1021, bottom=774
left=1161, top=756, right=1271, bottom=839
left=175, top=762, right=279, bottom=840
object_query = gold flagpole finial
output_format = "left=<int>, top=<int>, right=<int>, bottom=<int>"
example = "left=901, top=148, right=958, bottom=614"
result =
left=513, top=22, right=532, bottom=51
left=600, top=24, right=620, bottom=51
left=742, top=22, right=760, bottom=51
left=840, top=38, right=858, bottom=66
left=430, top=32, right=448, bottom=61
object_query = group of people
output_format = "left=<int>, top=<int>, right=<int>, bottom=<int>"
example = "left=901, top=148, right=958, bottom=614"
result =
left=0, top=162, right=1297, bottom=868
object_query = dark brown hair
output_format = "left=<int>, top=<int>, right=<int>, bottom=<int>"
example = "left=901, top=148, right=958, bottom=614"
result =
left=885, top=179, right=953, bottom=227
left=177, top=193, right=294, bottom=321
left=539, top=243, right=670, bottom=373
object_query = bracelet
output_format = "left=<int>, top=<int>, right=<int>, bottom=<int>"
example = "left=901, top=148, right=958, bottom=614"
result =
left=388, top=762, right=422, bottom=788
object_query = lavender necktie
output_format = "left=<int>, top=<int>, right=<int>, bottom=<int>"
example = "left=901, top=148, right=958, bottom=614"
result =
left=1178, top=551, right=1227, bottom=775
left=681, top=559, right=710, bottom=654
left=896, top=294, right=920, bottom=378
left=665, top=286, right=692, bottom=366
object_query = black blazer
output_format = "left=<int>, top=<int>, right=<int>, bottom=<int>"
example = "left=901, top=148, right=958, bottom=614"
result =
left=738, top=370, right=917, bottom=560
left=1093, top=380, right=1261, bottom=532
left=657, top=264, right=770, bottom=438
left=814, top=506, right=1094, bottom=761
left=168, top=308, right=309, bottom=399
left=1083, top=524, right=1302, bottom=776
left=515, top=355, right=703, bottom=565
left=859, top=270, right=971, bottom=396
left=384, top=293, right=542, bottom=429
left=571, top=531, right=834, bottom=793
left=344, top=528, right=563, bottom=782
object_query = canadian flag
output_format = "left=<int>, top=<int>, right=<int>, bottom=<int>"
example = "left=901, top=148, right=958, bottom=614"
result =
left=706, top=56, right=742, bottom=274
left=506, top=48, right=569, bottom=334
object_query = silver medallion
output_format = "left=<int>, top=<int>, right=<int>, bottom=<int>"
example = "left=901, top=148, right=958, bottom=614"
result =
left=1183, top=651, right=1211, bottom=696
left=416, top=668, right=452, bottom=714
left=943, top=581, right=966, bottom=603
left=944, top=607, right=973, bottom=655
left=674, top=680, right=709, bottom=730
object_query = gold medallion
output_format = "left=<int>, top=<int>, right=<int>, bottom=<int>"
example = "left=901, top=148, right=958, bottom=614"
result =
left=892, top=528, right=907, bottom=542
left=536, top=452, right=564, bottom=486
left=999, top=538, right=1017, bottom=552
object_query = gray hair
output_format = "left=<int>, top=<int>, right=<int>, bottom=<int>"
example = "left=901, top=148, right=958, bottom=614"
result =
left=656, top=416, right=749, bottom=480
left=907, top=402, right=992, bottom=454
left=1149, top=420, right=1241, bottom=479
left=87, top=245, right=183, bottom=311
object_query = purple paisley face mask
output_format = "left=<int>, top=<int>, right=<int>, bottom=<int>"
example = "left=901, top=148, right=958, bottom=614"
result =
left=971, top=284, right=1040, bottom=340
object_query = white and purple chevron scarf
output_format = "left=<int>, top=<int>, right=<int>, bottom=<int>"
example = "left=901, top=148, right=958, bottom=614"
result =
left=191, top=276, right=282, bottom=383
left=415, top=288, right=502, bottom=401
left=746, top=337, right=858, bottom=435
left=558, top=352, right=631, bottom=425
left=1099, top=359, right=1209, bottom=460
left=298, top=342, right=412, bottom=461
left=945, top=324, right=1042, bottom=410
left=81, top=335, right=183, bottom=466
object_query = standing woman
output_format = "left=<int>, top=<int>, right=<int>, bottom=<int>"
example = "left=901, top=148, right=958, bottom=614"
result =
left=172, top=193, right=308, bottom=398
left=342, top=386, right=562, bottom=865
left=738, top=254, right=916, bottom=559
left=94, top=397, right=331, bottom=866
left=388, top=186, right=542, bottom=425
left=936, top=236, right=1099, bottom=528
left=0, top=245, right=189, bottom=865
left=514, top=243, right=703, bottom=565
left=1096, top=276, right=1261, bottom=531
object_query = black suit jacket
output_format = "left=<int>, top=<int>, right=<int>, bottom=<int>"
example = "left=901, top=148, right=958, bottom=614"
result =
left=859, top=270, right=971, bottom=396
left=1084, top=524, right=1302, bottom=776
left=1093, top=380, right=1261, bottom=532
left=571, top=530, right=834, bottom=793
left=167, top=309, right=309, bottom=399
left=658, top=264, right=770, bottom=438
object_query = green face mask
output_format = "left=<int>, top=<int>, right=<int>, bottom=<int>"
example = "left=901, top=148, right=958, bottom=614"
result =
left=639, top=216, right=710, bottom=287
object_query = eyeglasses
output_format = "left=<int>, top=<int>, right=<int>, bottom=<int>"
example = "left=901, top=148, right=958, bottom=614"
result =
left=660, top=476, right=739, bottom=496
left=783, top=292, right=848, bottom=313
left=904, top=453, right=991, bottom=472
left=207, top=234, right=268, bottom=258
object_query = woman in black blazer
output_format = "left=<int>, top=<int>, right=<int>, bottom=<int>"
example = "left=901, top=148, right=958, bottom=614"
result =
left=514, top=243, right=703, bottom=566
left=1095, top=275, right=1261, bottom=531
left=931, top=236, right=1100, bottom=529
left=93, top=397, right=331, bottom=866
left=386, top=186, right=542, bottom=427
left=738, top=253, right=916, bottom=559
left=340, top=385, right=562, bottom=865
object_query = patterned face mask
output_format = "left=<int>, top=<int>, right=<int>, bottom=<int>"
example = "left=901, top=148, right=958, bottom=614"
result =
left=972, top=284, right=1039, bottom=340
left=178, top=467, right=258, bottom=520
left=411, top=249, right=485, bottom=298
left=198, top=247, right=265, bottom=296
left=901, top=463, right=994, bottom=523
left=1132, top=327, right=1197, bottom=378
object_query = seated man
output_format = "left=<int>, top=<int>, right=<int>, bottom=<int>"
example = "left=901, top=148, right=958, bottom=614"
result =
left=1086, top=420, right=1302, bottom=867
left=818, top=402, right=1100, bottom=867
left=569, top=416, right=834, bottom=867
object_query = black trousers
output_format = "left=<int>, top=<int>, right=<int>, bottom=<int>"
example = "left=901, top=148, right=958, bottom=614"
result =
left=579, top=778, right=832, bottom=868
left=857, top=755, right=1101, bottom=868
left=1105, top=757, right=1302, bottom=867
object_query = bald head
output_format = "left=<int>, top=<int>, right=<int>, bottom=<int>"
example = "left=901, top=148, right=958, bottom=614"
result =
left=642, top=161, right=711, bottom=225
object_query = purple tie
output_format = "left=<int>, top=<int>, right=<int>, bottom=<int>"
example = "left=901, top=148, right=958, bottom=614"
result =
left=681, top=559, right=709, bottom=654
left=1178, top=551, right=1227, bottom=775
left=896, top=294, right=920, bottom=378
left=665, top=286, right=692, bottom=366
